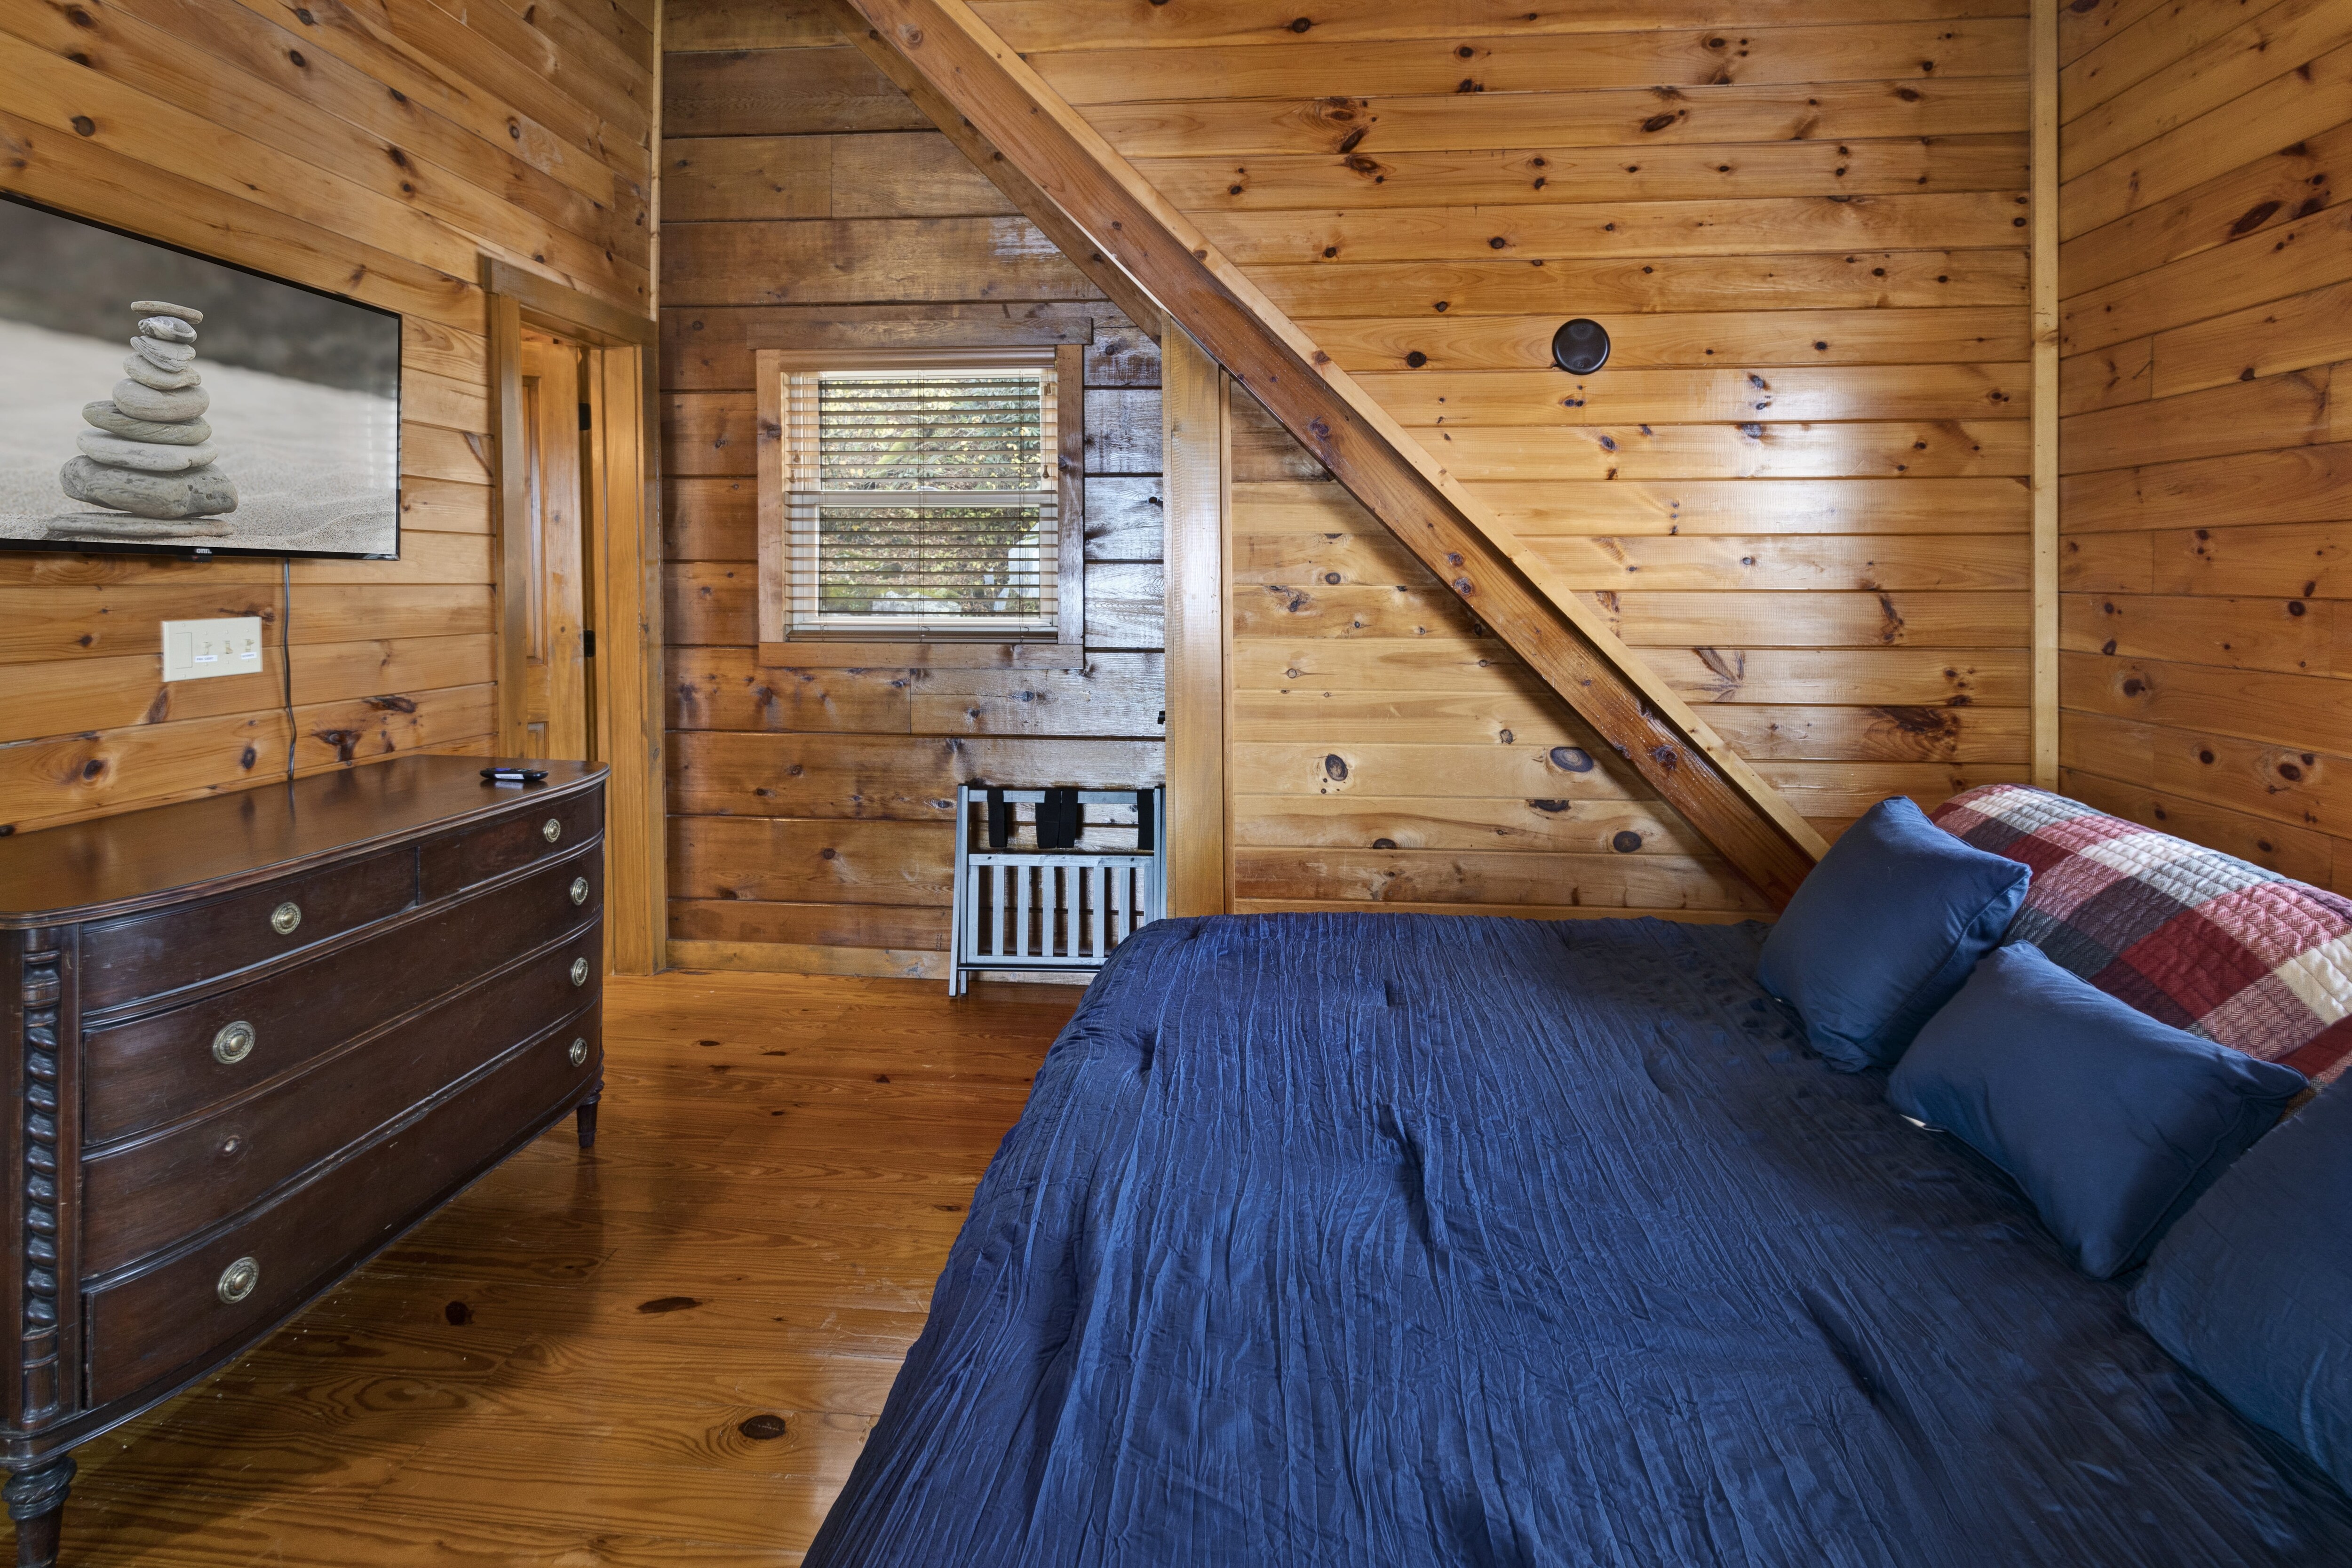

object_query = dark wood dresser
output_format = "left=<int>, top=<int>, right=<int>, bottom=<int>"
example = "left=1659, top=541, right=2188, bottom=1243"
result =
left=0, top=756, right=607, bottom=1567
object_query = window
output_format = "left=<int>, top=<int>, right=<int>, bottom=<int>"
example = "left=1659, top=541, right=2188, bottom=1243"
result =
left=756, top=345, right=1084, bottom=647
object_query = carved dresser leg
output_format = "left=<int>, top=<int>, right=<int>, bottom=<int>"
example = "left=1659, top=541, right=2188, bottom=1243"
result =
left=575, top=1094, right=600, bottom=1150
left=6, top=1455, right=75, bottom=1568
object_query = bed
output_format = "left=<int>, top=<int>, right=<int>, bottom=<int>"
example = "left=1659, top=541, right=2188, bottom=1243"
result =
left=806, top=912, right=2352, bottom=1566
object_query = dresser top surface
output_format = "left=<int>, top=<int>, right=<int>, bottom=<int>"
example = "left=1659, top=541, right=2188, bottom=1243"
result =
left=0, top=757, right=606, bottom=927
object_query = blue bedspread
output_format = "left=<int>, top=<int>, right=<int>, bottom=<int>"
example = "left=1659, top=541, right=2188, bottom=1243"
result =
left=807, top=914, right=2352, bottom=1567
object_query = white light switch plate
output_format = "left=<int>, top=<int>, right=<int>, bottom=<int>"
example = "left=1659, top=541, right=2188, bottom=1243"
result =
left=162, top=617, right=266, bottom=683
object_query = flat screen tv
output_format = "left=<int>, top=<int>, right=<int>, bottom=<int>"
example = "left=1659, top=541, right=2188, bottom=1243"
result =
left=0, top=193, right=400, bottom=559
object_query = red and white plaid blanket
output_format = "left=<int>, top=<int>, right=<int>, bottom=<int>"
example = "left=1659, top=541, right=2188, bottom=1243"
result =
left=1931, top=784, right=2352, bottom=1084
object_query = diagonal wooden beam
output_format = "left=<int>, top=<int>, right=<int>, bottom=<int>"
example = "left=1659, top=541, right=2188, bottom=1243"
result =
left=829, top=1, right=1163, bottom=339
left=842, top=0, right=1828, bottom=907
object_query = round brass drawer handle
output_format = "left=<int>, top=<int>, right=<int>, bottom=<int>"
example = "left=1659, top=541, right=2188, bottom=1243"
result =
left=212, top=1020, right=256, bottom=1066
left=570, top=956, right=591, bottom=987
left=568, top=1037, right=589, bottom=1067
left=269, top=901, right=302, bottom=936
left=569, top=876, right=590, bottom=907
left=542, top=817, right=563, bottom=844
left=216, top=1256, right=260, bottom=1305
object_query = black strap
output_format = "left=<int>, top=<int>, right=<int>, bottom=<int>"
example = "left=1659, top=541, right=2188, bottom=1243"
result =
left=1039, top=788, right=1078, bottom=850
left=1135, top=789, right=1154, bottom=852
left=985, top=786, right=1009, bottom=849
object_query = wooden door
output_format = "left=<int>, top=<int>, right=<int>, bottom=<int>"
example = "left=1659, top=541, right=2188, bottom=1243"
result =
left=516, top=330, right=594, bottom=760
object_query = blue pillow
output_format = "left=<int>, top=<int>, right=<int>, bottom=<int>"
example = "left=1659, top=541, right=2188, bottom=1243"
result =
left=2131, top=1080, right=2352, bottom=1491
left=1890, top=944, right=2306, bottom=1279
left=1756, top=796, right=2027, bottom=1071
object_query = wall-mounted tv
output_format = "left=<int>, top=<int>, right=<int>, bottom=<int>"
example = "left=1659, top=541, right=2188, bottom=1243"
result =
left=0, top=193, right=400, bottom=559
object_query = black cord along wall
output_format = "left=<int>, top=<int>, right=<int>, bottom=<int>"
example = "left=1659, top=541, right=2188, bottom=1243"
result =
left=280, top=555, right=296, bottom=783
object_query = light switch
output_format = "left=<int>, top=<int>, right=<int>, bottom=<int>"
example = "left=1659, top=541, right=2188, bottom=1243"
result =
left=161, top=617, right=266, bottom=683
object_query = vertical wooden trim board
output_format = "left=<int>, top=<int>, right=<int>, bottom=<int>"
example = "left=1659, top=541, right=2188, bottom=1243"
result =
left=2030, top=0, right=2060, bottom=790
left=1218, top=371, right=1237, bottom=916
left=488, top=293, right=531, bottom=756
left=596, top=340, right=670, bottom=977
left=1163, top=321, right=1228, bottom=916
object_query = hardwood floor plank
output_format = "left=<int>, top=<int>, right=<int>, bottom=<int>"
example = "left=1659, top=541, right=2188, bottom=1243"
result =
left=36, top=970, right=1076, bottom=1567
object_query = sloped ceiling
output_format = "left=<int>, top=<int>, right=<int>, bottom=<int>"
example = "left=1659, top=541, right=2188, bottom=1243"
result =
left=846, top=0, right=2022, bottom=907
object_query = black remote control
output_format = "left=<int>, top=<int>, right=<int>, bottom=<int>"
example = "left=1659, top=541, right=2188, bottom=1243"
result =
left=481, top=766, right=549, bottom=785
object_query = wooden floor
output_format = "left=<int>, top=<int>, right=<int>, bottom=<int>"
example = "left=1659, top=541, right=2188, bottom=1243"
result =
left=34, top=969, right=1081, bottom=1566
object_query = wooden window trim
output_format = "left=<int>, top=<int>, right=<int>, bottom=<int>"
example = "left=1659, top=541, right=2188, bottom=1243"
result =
left=743, top=306, right=1094, bottom=352
left=754, top=343, right=1085, bottom=660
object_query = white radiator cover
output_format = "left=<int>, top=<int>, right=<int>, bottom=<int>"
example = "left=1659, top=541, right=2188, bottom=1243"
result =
left=949, top=785, right=1166, bottom=996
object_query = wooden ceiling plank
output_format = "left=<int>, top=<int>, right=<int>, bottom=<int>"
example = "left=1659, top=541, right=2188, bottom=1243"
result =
left=841, top=0, right=1828, bottom=906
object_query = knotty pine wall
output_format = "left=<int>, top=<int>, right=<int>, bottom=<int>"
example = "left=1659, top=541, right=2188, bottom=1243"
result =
left=660, top=1, right=1166, bottom=976
left=2055, top=0, right=2352, bottom=891
left=1229, top=398, right=1764, bottom=915
left=0, top=0, right=655, bottom=835
left=983, top=0, right=2036, bottom=915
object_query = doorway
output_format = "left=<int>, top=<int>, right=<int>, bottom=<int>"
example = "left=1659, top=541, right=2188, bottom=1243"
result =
left=516, top=328, right=595, bottom=762
left=483, top=259, right=665, bottom=974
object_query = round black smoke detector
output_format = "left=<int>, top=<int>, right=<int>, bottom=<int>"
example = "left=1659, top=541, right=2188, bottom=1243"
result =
left=1552, top=318, right=1611, bottom=375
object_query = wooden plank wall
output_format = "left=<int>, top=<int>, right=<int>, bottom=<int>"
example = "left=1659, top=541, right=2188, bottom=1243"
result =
left=660, top=2, right=1166, bottom=976
left=1229, top=397, right=1765, bottom=916
left=0, top=0, right=656, bottom=834
left=2056, top=0, right=2352, bottom=891
left=977, top=0, right=2037, bottom=915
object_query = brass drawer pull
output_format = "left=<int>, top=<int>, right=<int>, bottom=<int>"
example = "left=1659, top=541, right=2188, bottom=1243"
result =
left=542, top=817, right=563, bottom=844
left=216, top=1256, right=260, bottom=1305
left=570, top=957, right=591, bottom=987
left=212, top=1020, right=255, bottom=1066
left=568, top=1037, right=588, bottom=1067
left=569, top=876, right=590, bottom=907
left=269, top=901, right=302, bottom=936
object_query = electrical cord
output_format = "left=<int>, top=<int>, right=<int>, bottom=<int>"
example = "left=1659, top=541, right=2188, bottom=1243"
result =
left=280, top=554, right=296, bottom=784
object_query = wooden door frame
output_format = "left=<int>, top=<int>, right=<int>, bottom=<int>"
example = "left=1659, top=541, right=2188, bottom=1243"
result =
left=484, top=258, right=667, bottom=976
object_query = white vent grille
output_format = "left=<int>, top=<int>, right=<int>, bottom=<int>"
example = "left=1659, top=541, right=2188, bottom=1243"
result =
left=950, top=786, right=1166, bottom=996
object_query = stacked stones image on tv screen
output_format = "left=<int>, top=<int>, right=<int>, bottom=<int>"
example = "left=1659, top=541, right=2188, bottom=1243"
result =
left=59, top=299, right=238, bottom=522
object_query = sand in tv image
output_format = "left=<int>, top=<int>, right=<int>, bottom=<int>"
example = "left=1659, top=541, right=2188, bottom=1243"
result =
left=0, top=195, right=400, bottom=556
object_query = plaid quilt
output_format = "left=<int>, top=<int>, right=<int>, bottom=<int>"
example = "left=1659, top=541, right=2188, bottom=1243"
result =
left=1931, top=784, right=2352, bottom=1084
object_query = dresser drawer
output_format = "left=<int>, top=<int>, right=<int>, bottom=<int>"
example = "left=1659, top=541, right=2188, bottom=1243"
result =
left=79, top=848, right=416, bottom=1013
left=419, top=788, right=604, bottom=901
left=80, top=925, right=601, bottom=1275
left=83, top=848, right=602, bottom=1146
left=83, top=1005, right=600, bottom=1408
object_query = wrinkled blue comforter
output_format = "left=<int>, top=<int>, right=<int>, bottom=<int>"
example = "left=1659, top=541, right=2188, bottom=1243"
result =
left=808, top=914, right=2352, bottom=1567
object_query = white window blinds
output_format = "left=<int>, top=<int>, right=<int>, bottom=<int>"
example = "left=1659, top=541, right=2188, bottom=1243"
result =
left=783, top=365, right=1060, bottom=636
